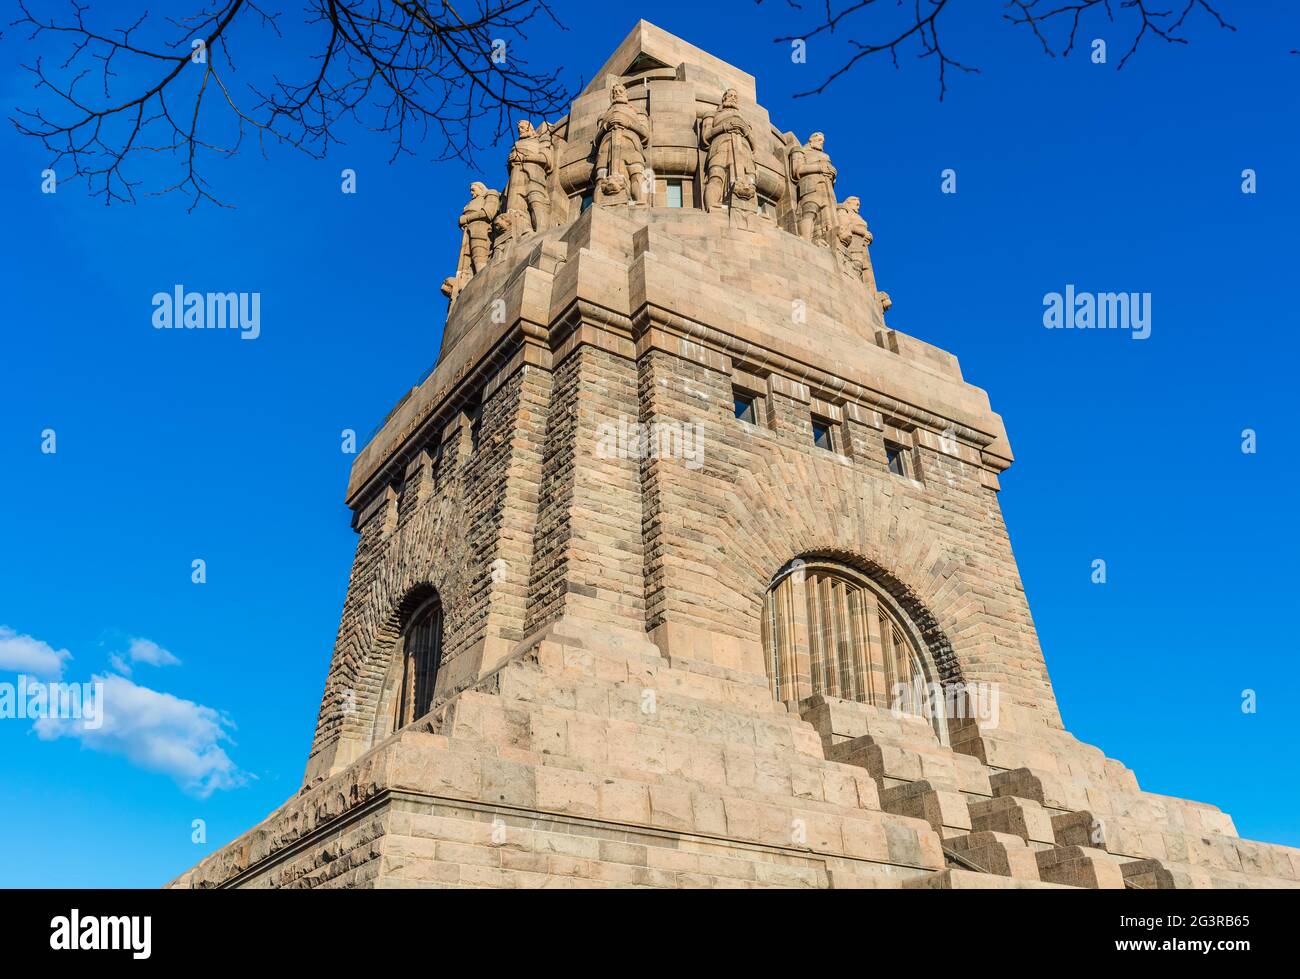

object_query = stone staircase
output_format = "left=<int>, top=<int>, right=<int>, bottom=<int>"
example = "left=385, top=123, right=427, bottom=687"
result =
left=170, top=622, right=1300, bottom=888
left=797, top=693, right=1300, bottom=890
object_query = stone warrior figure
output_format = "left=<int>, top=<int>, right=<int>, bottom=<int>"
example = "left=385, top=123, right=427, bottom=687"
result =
left=835, top=196, right=888, bottom=309
left=789, top=132, right=838, bottom=245
left=700, top=88, right=757, bottom=211
left=442, top=181, right=501, bottom=302
left=594, top=83, right=651, bottom=204
left=501, top=119, right=556, bottom=235
left=456, top=182, right=500, bottom=276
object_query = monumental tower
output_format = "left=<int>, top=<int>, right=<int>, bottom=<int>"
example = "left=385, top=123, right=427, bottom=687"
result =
left=174, top=23, right=1298, bottom=889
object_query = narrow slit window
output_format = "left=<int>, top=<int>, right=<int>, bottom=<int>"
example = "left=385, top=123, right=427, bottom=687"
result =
left=469, top=404, right=483, bottom=452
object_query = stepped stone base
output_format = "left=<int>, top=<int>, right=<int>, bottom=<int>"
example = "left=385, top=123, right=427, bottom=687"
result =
left=170, top=621, right=1299, bottom=889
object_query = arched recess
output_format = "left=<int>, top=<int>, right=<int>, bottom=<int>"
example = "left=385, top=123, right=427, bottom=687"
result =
left=368, top=584, right=445, bottom=746
left=760, top=553, right=963, bottom=743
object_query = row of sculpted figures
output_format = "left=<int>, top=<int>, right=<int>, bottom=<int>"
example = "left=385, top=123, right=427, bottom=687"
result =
left=443, top=83, right=889, bottom=312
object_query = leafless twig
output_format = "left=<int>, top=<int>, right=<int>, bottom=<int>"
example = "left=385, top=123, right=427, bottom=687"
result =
left=11, top=0, right=571, bottom=208
left=761, top=0, right=1236, bottom=100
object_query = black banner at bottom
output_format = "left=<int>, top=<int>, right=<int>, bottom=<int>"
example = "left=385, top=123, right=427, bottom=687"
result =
left=0, top=885, right=1285, bottom=966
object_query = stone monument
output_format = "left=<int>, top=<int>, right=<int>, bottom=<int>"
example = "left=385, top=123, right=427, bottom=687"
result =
left=172, top=21, right=1299, bottom=891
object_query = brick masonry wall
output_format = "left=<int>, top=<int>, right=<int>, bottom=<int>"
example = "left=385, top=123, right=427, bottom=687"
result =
left=630, top=344, right=1059, bottom=725
left=525, top=342, right=647, bottom=635
left=306, top=359, right=549, bottom=778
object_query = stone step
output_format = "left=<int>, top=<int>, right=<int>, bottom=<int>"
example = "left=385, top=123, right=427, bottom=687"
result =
left=951, top=727, right=1118, bottom=784
left=382, top=729, right=945, bottom=870
left=503, top=641, right=796, bottom=723
left=802, top=697, right=992, bottom=796
left=802, top=695, right=946, bottom=745
left=441, top=691, right=869, bottom=811
left=380, top=816, right=869, bottom=888
left=968, top=795, right=1056, bottom=847
left=1050, top=809, right=1300, bottom=883
left=879, top=780, right=972, bottom=838
left=1034, top=845, right=1125, bottom=889
left=493, top=661, right=823, bottom=757
left=828, top=733, right=991, bottom=796
left=945, top=831, right=1042, bottom=881
left=437, top=722, right=909, bottom=838
left=991, top=767, right=1237, bottom=837
left=1119, top=857, right=1300, bottom=890
left=429, top=699, right=961, bottom=863
left=902, top=868, right=1073, bottom=890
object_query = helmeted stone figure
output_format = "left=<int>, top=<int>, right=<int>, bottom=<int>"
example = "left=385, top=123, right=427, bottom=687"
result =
left=594, top=83, right=651, bottom=204
left=502, top=120, right=556, bottom=234
left=790, top=132, right=838, bottom=245
left=835, top=196, right=880, bottom=293
left=700, top=88, right=757, bottom=211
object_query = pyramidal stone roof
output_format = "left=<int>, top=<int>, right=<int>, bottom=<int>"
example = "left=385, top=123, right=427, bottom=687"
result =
left=581, top=20, right=757, bottom=101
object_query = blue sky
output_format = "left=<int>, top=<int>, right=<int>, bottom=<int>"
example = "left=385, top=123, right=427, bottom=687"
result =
left=1, top=1, right=1297, bottom=886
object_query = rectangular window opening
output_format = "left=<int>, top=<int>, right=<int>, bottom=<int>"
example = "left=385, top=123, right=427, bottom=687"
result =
left=734, top=390, right=757, bottom=424
left=812, top=418, right=835, bottom=452
left=665, top=180, right=684, bottom=208
left=886, top=443, right=908, bottom=476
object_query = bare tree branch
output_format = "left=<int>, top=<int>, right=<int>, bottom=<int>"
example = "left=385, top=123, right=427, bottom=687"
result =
left=762, top=0, right=1237, bottom=100
left=11, top=0, right=572, bottom=208
left=1005, top=0, right=1235, bottom=70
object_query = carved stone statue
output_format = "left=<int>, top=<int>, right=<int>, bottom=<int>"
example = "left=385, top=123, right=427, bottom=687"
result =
left=502, top=119, right=556, bottom=234
left=442, top=181, right=501, bottom=303
left=835, top=196, right=891, bottom=311
left=458, top=182, right=500, bottom=275
left=700, top=88, right=757, bottom=211
left=594, top=83, right=651, bottom=205
left=789, top=132, right=838, bottom=245
left=835, top=196, right=874, bottom=284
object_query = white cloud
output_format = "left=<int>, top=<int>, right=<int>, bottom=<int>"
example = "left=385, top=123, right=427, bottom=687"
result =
left=125, top=637, right=181, bottom=668
left=34, top=672, right=247, bottom=798
left=108, top=653, right=131, bottom=676
left=0, top=626, right=70, bottom=678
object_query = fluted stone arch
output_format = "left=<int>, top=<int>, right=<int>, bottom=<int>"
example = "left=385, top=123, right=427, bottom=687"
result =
left=759, top=549, right=963, bottom=743
left=781, top=547, right=963, bottom=691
